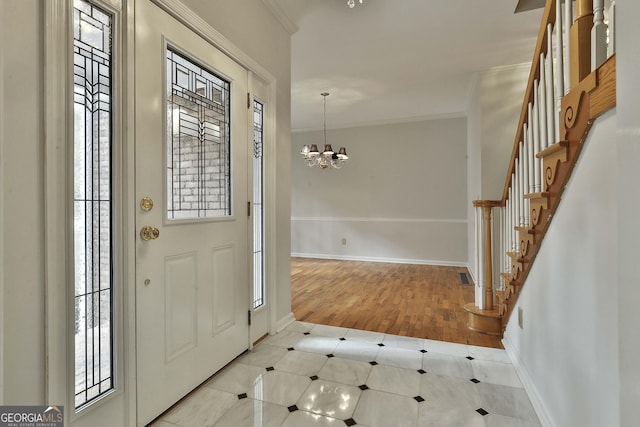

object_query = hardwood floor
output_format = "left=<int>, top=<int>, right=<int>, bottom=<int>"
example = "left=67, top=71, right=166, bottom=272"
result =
left=291, top=257, right=502, bottom=349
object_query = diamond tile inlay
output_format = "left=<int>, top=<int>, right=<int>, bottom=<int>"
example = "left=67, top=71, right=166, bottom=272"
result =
left=153, top=321, right=536, bottom=427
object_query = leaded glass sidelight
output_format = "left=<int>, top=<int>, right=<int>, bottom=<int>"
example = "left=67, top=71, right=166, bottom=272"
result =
left=166, top=48, right=232, bottom=220
left=73, top=0, right=114, bottom=409
left=252, top=100, right=264, bottom=309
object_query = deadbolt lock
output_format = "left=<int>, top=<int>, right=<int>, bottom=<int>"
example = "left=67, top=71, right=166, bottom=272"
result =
left=140, top=197, right=154, bottom=212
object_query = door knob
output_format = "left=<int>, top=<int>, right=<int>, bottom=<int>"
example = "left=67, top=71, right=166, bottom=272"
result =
left=140, top=226, right=160, bottom=241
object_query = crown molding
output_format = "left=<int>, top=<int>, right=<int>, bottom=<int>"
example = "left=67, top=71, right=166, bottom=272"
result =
left=262, top=0, right=298, bottom=35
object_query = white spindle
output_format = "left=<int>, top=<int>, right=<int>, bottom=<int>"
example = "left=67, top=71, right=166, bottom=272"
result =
left=523, top=121, right=530, bottom=196
left=511, top=171, right=517, bottom=252
left=527, top=90, right=542, bottom=196
left=475, top=206, right=483, bottom=307
left=592, top=0, right=608, bottom=70
left=538, top=56, right=548, bottom=152
left=545, top=24, right=556, bottom=149
left=518, top=142, right=525, bottom=227
left=607, top=0, right=616, bottom=57
left=554, top=1, right=564, bottom=142
left=564, top=0, right=572, bottom=93
left=505, top=196, right=511, bottom=272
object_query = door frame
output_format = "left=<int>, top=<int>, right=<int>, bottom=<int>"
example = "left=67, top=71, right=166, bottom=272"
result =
left=45, top=0, right=277, bottom=424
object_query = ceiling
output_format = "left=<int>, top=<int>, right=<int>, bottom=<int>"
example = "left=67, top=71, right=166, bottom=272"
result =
left=268, top=0, right=544, bottom=131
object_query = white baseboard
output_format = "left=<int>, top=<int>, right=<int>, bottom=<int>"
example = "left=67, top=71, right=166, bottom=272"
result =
left=502, top=335, right=555, bottom=427
left=275, top=312, right=296, bottom=333
left=291, top=252, right=467, bottom=268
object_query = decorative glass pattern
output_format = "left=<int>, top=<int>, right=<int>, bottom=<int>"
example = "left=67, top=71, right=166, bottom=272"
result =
left=252, top=100, right=264, bottom=309
left=166, top=49, right=231, bottom=220
left=73, top=0, right=113, bottom=409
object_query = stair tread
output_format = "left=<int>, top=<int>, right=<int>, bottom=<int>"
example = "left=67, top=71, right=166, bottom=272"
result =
left=463, top=303, right=501, bottom=318
left=536, top=140, right=569, bottom=159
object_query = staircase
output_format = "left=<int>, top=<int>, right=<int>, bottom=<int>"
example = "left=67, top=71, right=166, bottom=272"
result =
left=465, top=0, right=616, bottom=335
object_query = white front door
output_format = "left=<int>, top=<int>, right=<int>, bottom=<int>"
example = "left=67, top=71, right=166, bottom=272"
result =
left=134, top=1, right=249, bottom=424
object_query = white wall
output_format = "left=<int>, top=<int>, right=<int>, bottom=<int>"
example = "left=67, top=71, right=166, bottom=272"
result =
left=504, top=110, right=619, bottom=427
left=480, top=64, right=531, bottom=200
left=0, top=0, right=45, bottom=404
left=616, top=0, right=640, bottom=424
left=291, top=117, right=468, bottom=265
left=0, top=0, right=291, bottom=403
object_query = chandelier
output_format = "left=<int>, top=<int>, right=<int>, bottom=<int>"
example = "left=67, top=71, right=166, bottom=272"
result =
left=347, top=0, right=363, bottom=8
left=300, top=93, right=349, bottom=169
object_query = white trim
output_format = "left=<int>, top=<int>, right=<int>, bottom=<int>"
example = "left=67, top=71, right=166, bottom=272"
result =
left=465, top=262, right=478, bottom=285
left=502, top=334, right=555, bottom=427
left=0, top=0, right=5, bottom=402
left=291, top=253, right=468, bottom=268
left=123, top=1, right=137, bottom=424
left=261, top=0, right=298, bottom=35
left=292, top=111, right=467, bottom=133
left=275, top=312, right=296, bottom=333
left=291, top=216, right=467, bottom=224
left=44, top=0, right=71, bottom=408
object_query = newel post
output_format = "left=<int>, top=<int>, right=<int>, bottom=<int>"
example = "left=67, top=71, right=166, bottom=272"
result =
left=473, top=200, right=502, bottom=310
left=571, top=0, right=594, bottom=87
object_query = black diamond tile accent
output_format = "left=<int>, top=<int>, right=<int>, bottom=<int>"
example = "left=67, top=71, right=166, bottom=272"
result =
left=476, top=408, right=489, bottom=416
left=237, top=393, right=248, bottom=399
left=358, top=384, right=369, bottom=390
left=417, top=369, right=427, bottom=375
left=420, top=349, right=428, bottom=353
left=287, top=347, right=295, bottom=351
left=414, top=395, right=425, bottom=403
left=470, top=378, right=480, bottom=384
left=327, top=353, right=335, bottom=358
left=377, top=343, right=385, bottom=347
left=339, top=337, right=346, bottom=341
left=344, top=418, right=357, bottom=426
left=304, top=332, right=311, bottom=335
left=369, top=361, right=378, bottom=366
left=310, top=375, right=319, bottom=381
left=466, top=356, right=475, bottom=360
left=288, top=405, right=299, bottom=413
left=266, top=366, right=275, bottom=372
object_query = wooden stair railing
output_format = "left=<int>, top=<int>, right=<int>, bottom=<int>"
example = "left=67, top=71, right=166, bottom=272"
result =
left=466, top=0, right=616, bottom=335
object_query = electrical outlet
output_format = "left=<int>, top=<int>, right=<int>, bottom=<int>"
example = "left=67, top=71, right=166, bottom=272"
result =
left=341, top=238, right=347, bottom=245
left=518, top=307, right=524, bottom=329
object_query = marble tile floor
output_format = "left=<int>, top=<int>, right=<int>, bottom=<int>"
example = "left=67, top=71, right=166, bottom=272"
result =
left=150, top=322, right=541, bottom=427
